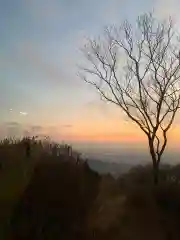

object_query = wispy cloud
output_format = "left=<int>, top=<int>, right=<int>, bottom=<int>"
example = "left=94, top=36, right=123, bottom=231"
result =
left=154, top=0, right=180, bottom=22
left=62, top=124, right=73, bottom=128
left=14, top=41, right=67, bottom=87
left=30, top=125, right=43, bottom=134
left=5, top=122, right=21, bottom=127
left=24, top=0, right=64, bottom=24
left=2, top=122, right=22, bottom=138
left=20, top=111, right=28, bottom=116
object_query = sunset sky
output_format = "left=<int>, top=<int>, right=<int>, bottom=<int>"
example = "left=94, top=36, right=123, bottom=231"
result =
left=1, top=0, right=180, bottom=149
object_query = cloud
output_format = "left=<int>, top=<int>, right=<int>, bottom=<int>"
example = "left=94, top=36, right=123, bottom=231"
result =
left=5, top=122, right=21, bottom=127
left=0, top=122, right=50, bottom=139
left=24, top=0, right=124, bottom=26
left=154, top=0, right=180, bottom=22
left=5, top=0, right=126, bottom=94
left=2, top=122, right=23, bottom=138
left=62, top=124, right=73, bottom=128
left=24, top=0, right=64, bottom=23
left=2, top=40, right=65, bottom=88
left=14, top=41, right=67, bottom=87
left=30, top=125, right=43, bottom=132
left=20, top=111, right=28, bottom=116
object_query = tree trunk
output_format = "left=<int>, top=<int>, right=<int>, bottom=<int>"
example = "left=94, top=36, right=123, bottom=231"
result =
left=153, top=162, right=159, bottom=185
left=148, top=138, right=160, bottom=186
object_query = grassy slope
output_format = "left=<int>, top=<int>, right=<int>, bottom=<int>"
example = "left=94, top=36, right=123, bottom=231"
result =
left=1, top=140, right=180, bottom=239
left=9, top=157, right=100, bottom=239
left=0, top=145, right=40, bottom=239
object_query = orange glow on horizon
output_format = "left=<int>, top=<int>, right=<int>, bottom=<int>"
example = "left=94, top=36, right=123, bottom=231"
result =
left=46, top=117, right=180, bottom=146
left=55, top=127, right=180, bottom=148
left=62, top=132, right=145, bottom=142
left=55, top=120, right=146, bottom=143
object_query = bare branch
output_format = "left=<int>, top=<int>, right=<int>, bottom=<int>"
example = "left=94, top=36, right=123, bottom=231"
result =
left=79, top=12, right=180, bottom=180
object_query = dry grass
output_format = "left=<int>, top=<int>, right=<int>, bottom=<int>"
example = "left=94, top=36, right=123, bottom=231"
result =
left=1, top=137, right=180, bottom=239
left=0, top=137, right=62, bottom=239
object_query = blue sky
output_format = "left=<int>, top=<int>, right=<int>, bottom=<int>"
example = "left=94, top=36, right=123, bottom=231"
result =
left=1, top=0, right=179, bottom=145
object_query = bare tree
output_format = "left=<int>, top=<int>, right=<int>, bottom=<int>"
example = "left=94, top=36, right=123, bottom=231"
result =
left=79, top=13, right=180, bottom=185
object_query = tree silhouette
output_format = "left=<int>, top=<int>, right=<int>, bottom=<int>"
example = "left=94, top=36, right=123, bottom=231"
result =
left=80, top=13, right=180, bottom=185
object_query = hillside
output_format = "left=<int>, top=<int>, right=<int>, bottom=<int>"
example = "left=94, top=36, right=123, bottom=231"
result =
left=1, top=138, right=180, bottom=239
left=9, top=157, right=100, bottom=240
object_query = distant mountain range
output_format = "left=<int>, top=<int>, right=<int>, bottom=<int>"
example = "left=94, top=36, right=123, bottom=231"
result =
left=87, top=159, right=133, bottom=177
left=87, top=156, right=179, bottom=178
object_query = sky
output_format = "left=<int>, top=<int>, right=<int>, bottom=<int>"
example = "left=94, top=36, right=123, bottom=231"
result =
left=1, top=0, right=180, bottom=153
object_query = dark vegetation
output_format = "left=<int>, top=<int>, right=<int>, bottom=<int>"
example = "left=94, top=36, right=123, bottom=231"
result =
left=1, top=137, right=180, bottom=239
